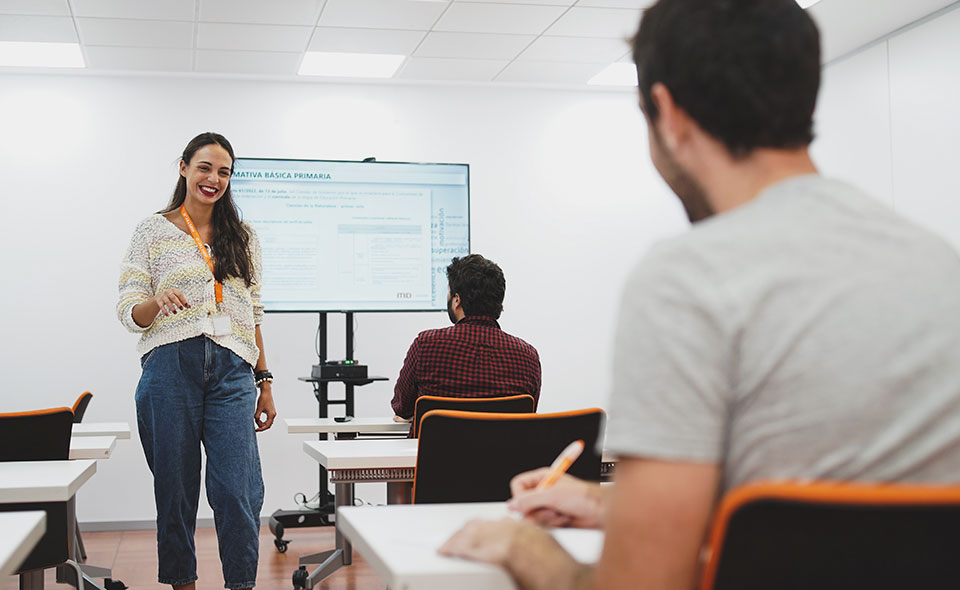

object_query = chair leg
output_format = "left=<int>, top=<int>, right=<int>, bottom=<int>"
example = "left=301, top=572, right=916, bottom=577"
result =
left=19, top=570, right=43, bottom=590
left=75, top=516, right=87, bottom=561
left=62, top=559, right=106, bottom=590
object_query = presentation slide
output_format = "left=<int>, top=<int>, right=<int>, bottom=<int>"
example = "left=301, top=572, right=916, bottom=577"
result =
left=231, top=159, right=470, bottom=312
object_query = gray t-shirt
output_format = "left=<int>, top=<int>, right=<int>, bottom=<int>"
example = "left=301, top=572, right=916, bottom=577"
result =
left=606, top=175, right=960, bottom=492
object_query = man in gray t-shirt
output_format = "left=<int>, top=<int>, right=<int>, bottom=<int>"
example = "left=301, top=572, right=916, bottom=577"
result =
left=440, top=2, right=960, bottom=589
left=606, top=174, right=960, bottom=492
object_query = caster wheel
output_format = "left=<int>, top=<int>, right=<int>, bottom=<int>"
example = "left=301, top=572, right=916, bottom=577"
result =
left=104, top=579, right=128, bottom=590
left=275, top=538, right=289, bottom=553
left=292, top=565, right=308, bottom=589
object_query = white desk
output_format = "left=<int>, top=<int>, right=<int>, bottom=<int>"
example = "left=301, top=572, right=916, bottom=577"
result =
left=0, top=460, right=103, bottom=590
left=0, top=460, right=97, bottom=503
left=284, top=416, right=410, bottom=435
left=303, top=439, right=615, bottom=485
left=69, top=435, right=117, bottom=460
left=285, top=417, right=409, bottom=435
left=295, top=439, right=614, bottom=589
left=71, top=422, right=131, bottom=440
left=339, top=502, right=604, bottom=590
left=303, top=438, right=419, bottom=470
left=0, top=512, right=46, bottom=578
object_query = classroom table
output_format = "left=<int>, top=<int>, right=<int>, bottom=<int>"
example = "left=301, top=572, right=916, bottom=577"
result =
left=303, top=439, right=615, bottom=501
left=68, top=436, right=117, bottom=460
left=71, top=423, right=131, bottom=440
left=338, top=502, right=604, bottom=590
left=285, top=417, right=409, bottom=436
left=0, top=460, right=97, bottom=504
left=0, top=511, right=46, bottom=578
left=0, top=460, right=101, bottom=590
left=293, top=439, right=615, bottom=589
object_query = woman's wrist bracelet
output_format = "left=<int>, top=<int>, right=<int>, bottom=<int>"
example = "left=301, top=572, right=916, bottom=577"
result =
left=254, top=370, right=273, bottom=387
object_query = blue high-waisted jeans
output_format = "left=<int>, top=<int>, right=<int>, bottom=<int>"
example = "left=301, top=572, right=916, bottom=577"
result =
left=135, top=336, right=264, bottom=589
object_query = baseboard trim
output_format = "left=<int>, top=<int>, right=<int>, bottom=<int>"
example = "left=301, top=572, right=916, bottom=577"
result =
left=80, top=516, right=271, bottom=532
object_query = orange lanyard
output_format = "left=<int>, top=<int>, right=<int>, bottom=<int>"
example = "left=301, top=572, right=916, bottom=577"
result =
left=180, top=206, right=223, bottom=304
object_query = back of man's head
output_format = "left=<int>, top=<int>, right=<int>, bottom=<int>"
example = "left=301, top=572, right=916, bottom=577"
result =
left=446, top=254, right=506, bottom=320
left=633, top=0, right=821, bottom=158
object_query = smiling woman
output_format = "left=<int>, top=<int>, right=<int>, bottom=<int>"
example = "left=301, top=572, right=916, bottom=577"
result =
left=116, top=132, right=276, bottom=590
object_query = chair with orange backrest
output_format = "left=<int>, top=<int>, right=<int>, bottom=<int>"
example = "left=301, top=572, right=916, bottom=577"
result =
left=699, top=480, right=960, bottom=590
left=0, top=406, right=90, bottom=587
left=412, top=408, right=604, bottom=504
left=71, top=391, right=93, bottom=423
left=411, top=394, right=536, bottom=438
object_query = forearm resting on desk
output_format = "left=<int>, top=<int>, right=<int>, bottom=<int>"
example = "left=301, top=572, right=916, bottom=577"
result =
left=439, top=518, right=593, bottom=590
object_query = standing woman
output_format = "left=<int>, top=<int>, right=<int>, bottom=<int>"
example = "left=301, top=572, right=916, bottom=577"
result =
left=117, top=132, right=276, bottom=590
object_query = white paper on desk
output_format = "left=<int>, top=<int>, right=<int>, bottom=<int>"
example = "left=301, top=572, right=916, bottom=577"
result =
left=374, top=507, right=604, bottom=565
left=552, top=528, right=604, bottom=564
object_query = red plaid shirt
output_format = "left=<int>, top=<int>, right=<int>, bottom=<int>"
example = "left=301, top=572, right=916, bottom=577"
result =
left=391, top=316, right=541, bottom=418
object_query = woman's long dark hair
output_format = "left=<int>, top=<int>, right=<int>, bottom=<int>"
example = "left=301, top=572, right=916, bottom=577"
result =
left=161, top=132, right=253, bottom=286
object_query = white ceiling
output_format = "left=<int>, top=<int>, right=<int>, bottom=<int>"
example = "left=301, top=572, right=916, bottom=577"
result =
left=0, top=0, right=955, bottom=87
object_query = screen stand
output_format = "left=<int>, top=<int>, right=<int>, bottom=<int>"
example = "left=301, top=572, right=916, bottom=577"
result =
left=268, top=311, right=385, bottom=555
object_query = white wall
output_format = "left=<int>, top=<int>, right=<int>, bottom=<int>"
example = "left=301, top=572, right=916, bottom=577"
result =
left=812, top=4, right=960, bottom=250
left=0, top=75, right=686, bottom=524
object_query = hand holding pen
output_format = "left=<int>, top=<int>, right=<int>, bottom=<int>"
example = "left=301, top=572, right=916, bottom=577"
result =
left=507, top=440, right=606, bottom=529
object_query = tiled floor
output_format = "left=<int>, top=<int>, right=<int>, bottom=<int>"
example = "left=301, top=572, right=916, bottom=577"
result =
left=3, top=525, right=383, bottom=590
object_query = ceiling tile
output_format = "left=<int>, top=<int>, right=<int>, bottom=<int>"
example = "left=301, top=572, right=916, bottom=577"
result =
left=415, top=32, right=534, bottom=60
left=545, top=7, right=641, bottom=38
left=451, top=0, right=571, bottom=4
left=199, top=0, right=324, bottom=26
left=71, top=0, right=196, bottom=21
left=197, top=22, right=312, bottom=52
left=83, top=46, right=192, bottom=71
left=195, top=49, right=301, bottom=74
left=495, top=60, right=604, bottom=84
left=319, top=0, right=447, bottom=30
left=518, top=35, right=630, bottom=62
left=308, top=27, right=425, bottom=54
left=0, top=15, right=76, bottom=42
left=574, top=0, right=655, bottom=8
left=77, top=18, right=193, bottom=49
left=434, top=3, right=567, bottom=34
left=0, top=0, right=70, bottom=16
left=453, top=0, right=577, bottom=6
left=397, top=56, right=506, bottom=82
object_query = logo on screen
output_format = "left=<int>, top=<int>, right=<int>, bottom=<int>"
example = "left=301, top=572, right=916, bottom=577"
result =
left=396, top=292, right=412, bottom=299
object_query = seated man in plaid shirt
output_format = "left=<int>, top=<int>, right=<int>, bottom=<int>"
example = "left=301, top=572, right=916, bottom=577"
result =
left=390, top=254, right=542, bottom=426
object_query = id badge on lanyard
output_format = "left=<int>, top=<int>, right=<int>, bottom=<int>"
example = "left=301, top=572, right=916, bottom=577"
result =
left=181, top=206, right=232, bottom=336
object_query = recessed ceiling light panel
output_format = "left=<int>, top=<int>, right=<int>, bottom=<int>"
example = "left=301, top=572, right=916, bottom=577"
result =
left=299, top=52, right=406, bottom=78
left=0, top=42, right=84, bottom=68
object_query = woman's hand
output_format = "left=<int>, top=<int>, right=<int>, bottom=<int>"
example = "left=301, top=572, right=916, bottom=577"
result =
left=255, top=383, right=277, bottom=432
left=131, top=288, right=190, bottom=327
left=154, top=288, right=190, bottom=316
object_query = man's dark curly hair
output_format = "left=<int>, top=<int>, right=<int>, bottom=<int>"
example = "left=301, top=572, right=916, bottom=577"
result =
left=633, top=0, right=821, bottom=158
left=446, top=254, right=506, bottom=320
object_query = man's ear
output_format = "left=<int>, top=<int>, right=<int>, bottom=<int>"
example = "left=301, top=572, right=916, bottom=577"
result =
left=650, top=82, right=685, bottom=152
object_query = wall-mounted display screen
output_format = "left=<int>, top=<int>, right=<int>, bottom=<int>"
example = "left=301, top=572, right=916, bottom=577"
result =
left=232, top=158, right=470, bottom=312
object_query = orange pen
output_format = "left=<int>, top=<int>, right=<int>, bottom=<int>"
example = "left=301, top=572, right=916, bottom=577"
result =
left=536, top=439, right=585, bottom=490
